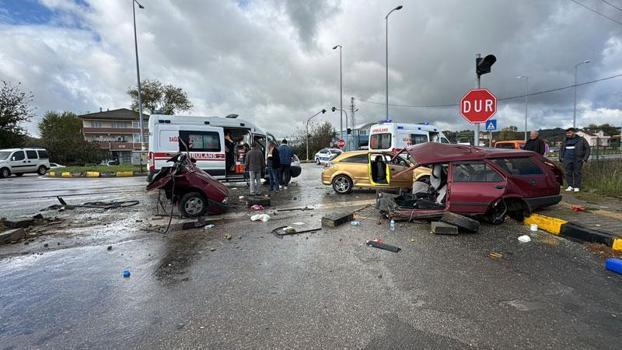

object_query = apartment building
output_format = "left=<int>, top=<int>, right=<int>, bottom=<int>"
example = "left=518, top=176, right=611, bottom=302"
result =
left=78, top=108, right=149, bottom=164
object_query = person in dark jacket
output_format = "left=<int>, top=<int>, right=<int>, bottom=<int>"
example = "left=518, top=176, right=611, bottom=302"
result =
left=245, top=142, right=265, bottom=195
left=225, top=132, right=235, bottom=174
left=559, top=128, right=590, bottom=192
left=524, top=130, right=546, bottom=155
left=267, top=142, right=281, bottom=192
left=278, top=139, right=295, bottom=189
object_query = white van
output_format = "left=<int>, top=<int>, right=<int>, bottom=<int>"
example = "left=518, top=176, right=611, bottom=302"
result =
left=368, top=122, right=450, bottom=152
left=148, top=114, right=301, bottom=181
left=0, top=148, right=51, bottom=178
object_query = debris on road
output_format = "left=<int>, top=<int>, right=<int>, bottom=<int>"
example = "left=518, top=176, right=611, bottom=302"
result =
left=123, top=270, right=131, bottom=278
left=518, top=235, right=532, bottom=243
left=571, top=205, right=587, bottom=212
left=224, top=234, right=232, bottom=240
left=605, top=258, right=622, bottom=275
left=47, top=196, right=139, bottom=211
left=292, top=222, right=306, bottom=226
left=246, top=197, right=270, bottom=208
left=431, top=221, right=459, bottom=235
left=277, top=206, right=314, bottom=212
left=0, top=228, right=26, bottom=245
left=251, top=214, right=270, bottom=222
left=440, top=212, right=480, bottom=233
left=322, top=212, right=354, bottom=228
left=366, top=239, right=401, bottom=253
left=250, top=204, right=265, bottom=211
left=271, top=225, right=322, bottom=238
left=489, top=252, right=503, bottom=260
left=529, top=224, right=538, bottom=232
left=351, top=221, right=361, bottom=226
left=204, top=224, right=215, bottom=230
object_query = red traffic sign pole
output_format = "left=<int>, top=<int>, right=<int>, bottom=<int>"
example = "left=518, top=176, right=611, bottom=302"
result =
left=460, top=88, right=497, bottom=124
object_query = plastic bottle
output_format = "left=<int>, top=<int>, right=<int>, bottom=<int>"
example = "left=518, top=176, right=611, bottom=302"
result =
left=351, top=221, right=361, bottom=226
left=390, top=219, right=395, bottom=232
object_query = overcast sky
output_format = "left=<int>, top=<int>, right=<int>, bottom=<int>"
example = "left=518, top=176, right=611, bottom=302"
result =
left=1, top=0, right=621, bottom=138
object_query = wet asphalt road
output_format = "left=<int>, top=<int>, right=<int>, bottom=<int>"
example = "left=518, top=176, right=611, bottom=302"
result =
left=0, top=165, right=621, bottom=349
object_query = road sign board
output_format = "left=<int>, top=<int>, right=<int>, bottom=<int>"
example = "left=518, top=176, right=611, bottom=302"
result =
left=337, top=139, right=345, bottom=149
left=485, top=119, right=497, bottom=131
left=460, top=88, right=497, bottom=124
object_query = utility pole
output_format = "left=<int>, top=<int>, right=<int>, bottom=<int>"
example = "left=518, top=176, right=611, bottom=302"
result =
left=132, top=0, right=145, bottom=171
left=350, top=97, right=356, bottom=149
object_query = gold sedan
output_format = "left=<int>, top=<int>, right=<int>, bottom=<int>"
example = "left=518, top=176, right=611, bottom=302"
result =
left=321, top=150, right=430, bottom=194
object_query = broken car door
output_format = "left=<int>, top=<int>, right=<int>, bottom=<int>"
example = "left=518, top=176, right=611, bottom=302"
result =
left=447, top=161, right=507, bottom=214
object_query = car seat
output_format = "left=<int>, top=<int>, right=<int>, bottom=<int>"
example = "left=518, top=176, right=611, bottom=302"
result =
left=374, top=155, right=387, bottom=184
left=430, top=164, right=448, bottom=206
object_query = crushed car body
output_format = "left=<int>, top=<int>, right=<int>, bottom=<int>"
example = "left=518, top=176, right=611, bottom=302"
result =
left=376, top=143, right=563, bottom=223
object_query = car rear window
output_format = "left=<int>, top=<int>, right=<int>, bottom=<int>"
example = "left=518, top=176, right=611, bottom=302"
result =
left=37, top=150, right=49, bottom=159
left=452, top=162, right=503, bottom=182
left=370, top=133, right=391, bottom=150
left=26, top=150, right=38, bottom=159
left=493, top=157, right=543, bottom=175
left=340, top=154, right=368, bottom=164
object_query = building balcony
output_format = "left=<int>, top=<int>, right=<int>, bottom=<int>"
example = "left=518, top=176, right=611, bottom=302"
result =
left=91, top=141, right=147, bottom=151
left=83, top=127, right=146, bottom=134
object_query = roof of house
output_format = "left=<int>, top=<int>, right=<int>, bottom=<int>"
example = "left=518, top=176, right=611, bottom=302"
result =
left=79, top=108, right=149, bottom=121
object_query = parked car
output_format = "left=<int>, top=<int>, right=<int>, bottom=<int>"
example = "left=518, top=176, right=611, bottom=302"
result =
left=493, top=140, right=525, bottom=150
left=146, top=153, right=229, bottom=217
left=321, top=150, right=430, bottom=194
left=378, top=143, right=563, bottom=223
left=49, top=163, right=66, bottom=168
left=0, top=148, right=50, bottom=178
left=314, top=148, right=342, bottom=165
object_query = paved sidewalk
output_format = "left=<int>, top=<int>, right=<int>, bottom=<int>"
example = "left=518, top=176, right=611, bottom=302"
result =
left=538, top=193, right=622, bottom=237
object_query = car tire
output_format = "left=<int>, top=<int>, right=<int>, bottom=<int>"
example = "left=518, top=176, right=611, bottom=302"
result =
left=0, top=168, right=10, bottom=178
left=487, top=200, right=507, bottom=225
left=332, top=175, right=353, bottom=194
left=15, top=173, right=24, bottom=177
left=440, top=212, right=480, bottom=233
left=178, top=192, right=208, bottom=218
left=37, top=165, right=47, bottom=175
left=316, top=158, right=320, bottom=165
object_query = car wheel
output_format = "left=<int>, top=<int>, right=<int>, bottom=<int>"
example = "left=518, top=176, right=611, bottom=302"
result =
left=0, top=168, right=10, bottom=178
left=179, top=192, right=207, bottom=218
left=440, top=212, right=480, bottom=233
left=315, top=158, right=320, bottom=165
left=37, top=165, right=47, bottom=175
left=487, top=200, right=507, bottom=225
left=332, top=175, right=353, bottom=194
left=15, top=173, right=24, bottom=177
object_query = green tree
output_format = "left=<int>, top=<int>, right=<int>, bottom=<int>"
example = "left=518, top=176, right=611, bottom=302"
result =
left=291, top=121, right=337, bottom=158
left=0, top=80, right=34, bottom=148
left=496, top=126, right=522, bottom=141
left=127, top=79, right=193, bottom=115
left=39, top=111, right=106, bottom=164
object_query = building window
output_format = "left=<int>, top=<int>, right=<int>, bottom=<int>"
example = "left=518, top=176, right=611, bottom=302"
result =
left=91, top=121, right=103, bottom=128
left=113, top=121, right=129, bottom=128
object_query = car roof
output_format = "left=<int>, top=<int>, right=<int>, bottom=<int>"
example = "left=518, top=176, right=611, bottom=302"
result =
left=406, top=143, right=534, bottom=164
left=332, top=150, right=392, bottom=161
left=495, top=140, right=525, bottom=144
left=0, top=148, right=45, bottom=152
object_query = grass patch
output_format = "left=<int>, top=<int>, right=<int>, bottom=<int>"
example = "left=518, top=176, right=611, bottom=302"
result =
left=581, top=160, right=622, bottom=197
left=58, top=164, right=143, bottom=174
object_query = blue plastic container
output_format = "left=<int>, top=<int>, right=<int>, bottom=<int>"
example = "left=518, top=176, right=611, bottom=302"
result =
left=605, top=258, right=622, bottom=275
left=123, top=269, right=131, bottom=278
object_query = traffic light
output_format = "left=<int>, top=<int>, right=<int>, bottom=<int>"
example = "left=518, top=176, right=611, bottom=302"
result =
left=347, top=128, right=352, bottom=135
left=321, top=109, right=326, bottom=114
left=476, top=54, right=496, bottom=77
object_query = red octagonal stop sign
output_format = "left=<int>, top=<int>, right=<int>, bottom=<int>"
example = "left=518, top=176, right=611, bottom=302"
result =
left=460, top=88, right=497, bottom=124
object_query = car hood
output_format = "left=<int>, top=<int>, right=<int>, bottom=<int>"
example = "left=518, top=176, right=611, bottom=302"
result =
left=405, top=143, right=532, bottom=165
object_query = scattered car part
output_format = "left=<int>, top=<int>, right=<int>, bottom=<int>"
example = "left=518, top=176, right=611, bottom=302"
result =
left=366, top=239, right=401, bottom=253
left=322, top=212, right=355, bottom=228
left=271, top=225, right=322, bottom=238
left=50, top=196, right=139, bottom=210
left=440, top=212, right=480, bottom=233
left=431, top=221, right=459, bottom=235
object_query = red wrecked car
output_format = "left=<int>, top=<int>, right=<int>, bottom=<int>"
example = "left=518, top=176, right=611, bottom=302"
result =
left=146, top=153, right=229, bottom=217
left=377, top=143, right=563, bottom=223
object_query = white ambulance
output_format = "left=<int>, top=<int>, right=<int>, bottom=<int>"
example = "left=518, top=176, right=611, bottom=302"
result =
left=147, top=114, right=300, bottom=182
left=368, top=122, right=450, bottom=152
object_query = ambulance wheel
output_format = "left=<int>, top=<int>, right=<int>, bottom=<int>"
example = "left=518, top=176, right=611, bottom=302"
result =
left=179, top=192, right=207, bottom=218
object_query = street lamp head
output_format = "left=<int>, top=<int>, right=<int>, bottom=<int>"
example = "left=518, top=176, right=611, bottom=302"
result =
left=394, top=5, right=403, bottom=10
left=134, top=0, right=144, bottom=9
left=321, top=109, right=326, bottom=114
left=332, top=45, right=341, bottom=50
left=583, top=59, right=591, bottom=64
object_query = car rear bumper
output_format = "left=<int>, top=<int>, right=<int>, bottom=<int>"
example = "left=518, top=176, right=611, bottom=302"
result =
left=525, top=195, right=562, bottom=212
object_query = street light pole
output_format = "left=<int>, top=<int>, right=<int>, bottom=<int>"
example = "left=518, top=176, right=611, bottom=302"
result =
left=385, top=5, right=403, bottom=122
left=132, top=0, right=145, bottom=169
left=517, top=75, right=529, bottom=141
left=333, top=45, right=343, bottom=145
left=332, top=107, right=349, bottom=149
left=306, top=109, right=326, bottom=161
left=573, top=59, right=590, bottom=128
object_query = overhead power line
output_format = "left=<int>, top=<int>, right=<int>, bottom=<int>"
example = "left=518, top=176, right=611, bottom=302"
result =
left=357, top=73, right=622, bottom=108
left=599, top=0, right=622, bottom=13
left=569, top=0, right=622, bottom=26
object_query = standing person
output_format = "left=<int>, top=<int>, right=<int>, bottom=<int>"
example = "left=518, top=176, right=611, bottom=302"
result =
left=245, top=142, right=265, bottom=196
left=524, top=130, right=546, bottom=155
left=267, top=142, right=281, bottom=192
left=559, top=128, right=590, bottom=192
left=278, top=139, right=295, bottom=189
left=225, top=132, right=235, bottom=174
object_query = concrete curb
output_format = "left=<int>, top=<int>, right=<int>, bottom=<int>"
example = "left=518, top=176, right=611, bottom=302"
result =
left=47, top=171, right=147, bottom=178
left=524, top=213, right=622, bottom=251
